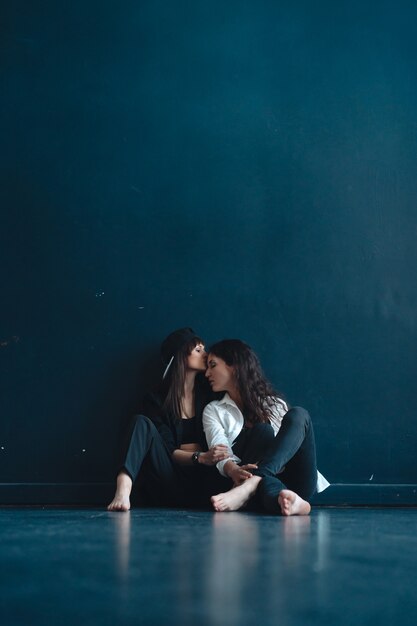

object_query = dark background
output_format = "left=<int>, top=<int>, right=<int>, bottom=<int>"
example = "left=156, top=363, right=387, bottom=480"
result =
left=1, top=1, right=416, bottom=494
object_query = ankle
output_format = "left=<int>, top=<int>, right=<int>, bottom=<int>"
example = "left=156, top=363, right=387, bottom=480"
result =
left=116, top=473, right=133, bottom=494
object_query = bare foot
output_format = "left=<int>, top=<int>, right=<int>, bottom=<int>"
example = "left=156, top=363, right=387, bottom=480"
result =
left=278, top=489, right=311, bottom=516
left=107, top=492, right=131, bottom=511
left=211, top=476, right=261, bottom=512
left=107, top=472, right=132, bottom=512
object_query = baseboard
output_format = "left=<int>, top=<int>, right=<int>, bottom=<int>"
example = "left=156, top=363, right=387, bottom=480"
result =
left=0, top=483, right=416, bottom=506
left=312, top=483, right=417, bottom=506
left=0, top=483, right=114, bottom=505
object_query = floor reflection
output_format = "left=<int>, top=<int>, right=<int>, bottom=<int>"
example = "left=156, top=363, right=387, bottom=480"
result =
left=205, top=513, right=260, bottom=626
left=113, top=511, right=131, bottom=581
left=280, top=515, right=312, bottom=567
left=203, top=510, right=331, bottom=625
left=109, top=507, right=332, bottom=625
left=314, top=510, right=331, bottom=574
left=2, top=508, right=414, bottom=626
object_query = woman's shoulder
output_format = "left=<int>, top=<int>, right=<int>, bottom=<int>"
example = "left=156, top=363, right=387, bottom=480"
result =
left=203, top=396, right=224, bottom=411
left=203, top=394, right=242, bottom=420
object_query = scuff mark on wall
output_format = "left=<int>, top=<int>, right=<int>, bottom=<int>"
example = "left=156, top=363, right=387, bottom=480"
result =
left=0, top=336, right=20, bottom=348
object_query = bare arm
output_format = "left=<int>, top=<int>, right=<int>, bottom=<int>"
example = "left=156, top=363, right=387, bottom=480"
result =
left=172, top=446, right=230, bottom=467
left=171, top=449, right=195, bottom=466
left=223, top=460, right=258, bottom=486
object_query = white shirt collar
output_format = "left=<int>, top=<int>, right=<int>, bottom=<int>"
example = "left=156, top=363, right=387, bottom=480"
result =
left=218, top=392, right=240, bottom=408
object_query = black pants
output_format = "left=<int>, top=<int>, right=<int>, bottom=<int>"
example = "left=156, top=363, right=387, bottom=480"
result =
left=120, top=414, right=229, bottom=508
left=232, top=407, right=317, bottom=514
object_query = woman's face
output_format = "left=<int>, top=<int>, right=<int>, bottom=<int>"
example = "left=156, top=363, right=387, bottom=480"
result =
left=186, top=343, right=207, bottom=372
left=205, top=354, right=235, bottom=393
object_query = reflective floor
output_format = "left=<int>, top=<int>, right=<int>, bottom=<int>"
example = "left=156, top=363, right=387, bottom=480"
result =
left=0, top=507, right=416, bottom=626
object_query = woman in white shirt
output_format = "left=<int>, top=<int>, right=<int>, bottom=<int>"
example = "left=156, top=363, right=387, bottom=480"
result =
left=203, top=339, right=329, bottom=515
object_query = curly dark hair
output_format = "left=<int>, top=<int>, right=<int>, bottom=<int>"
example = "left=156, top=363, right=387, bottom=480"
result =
left=208, top=339, right=281, bottom=424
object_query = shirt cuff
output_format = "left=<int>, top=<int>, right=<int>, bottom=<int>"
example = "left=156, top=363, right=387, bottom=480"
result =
left=216, top=455, right=241, bottom=477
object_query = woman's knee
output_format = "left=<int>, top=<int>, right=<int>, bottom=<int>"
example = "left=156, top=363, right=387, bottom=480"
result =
left=284, top=406, right=311, bottom=430
left=131, top=414, right=157, bottom=435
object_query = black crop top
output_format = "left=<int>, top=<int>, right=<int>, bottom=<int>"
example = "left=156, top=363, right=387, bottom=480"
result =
left=181, top=417, right=197, bottom=444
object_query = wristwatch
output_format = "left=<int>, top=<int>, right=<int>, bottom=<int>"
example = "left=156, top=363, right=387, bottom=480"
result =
left=191, top=451, right=201, bottom=466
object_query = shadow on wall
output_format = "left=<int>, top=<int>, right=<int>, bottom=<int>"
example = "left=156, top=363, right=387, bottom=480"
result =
left=74, top=346, right=163, bottom=482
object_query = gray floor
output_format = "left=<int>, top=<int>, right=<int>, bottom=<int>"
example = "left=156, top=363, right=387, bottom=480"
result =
left=0, top=507, right=416, bottom=626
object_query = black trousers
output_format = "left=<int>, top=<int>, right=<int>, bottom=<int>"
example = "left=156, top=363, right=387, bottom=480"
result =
left=120, top=414, right=229, bottom=508
left=232, top=407, right=317, bottom=514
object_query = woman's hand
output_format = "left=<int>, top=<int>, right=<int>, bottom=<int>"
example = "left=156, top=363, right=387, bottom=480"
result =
left=199, top=445, right=230, bottom=466
left=224, top=461, right=258, bottom=486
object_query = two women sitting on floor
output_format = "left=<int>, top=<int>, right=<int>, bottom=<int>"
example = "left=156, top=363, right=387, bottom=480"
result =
left=108, top=328, right=328, bottom=515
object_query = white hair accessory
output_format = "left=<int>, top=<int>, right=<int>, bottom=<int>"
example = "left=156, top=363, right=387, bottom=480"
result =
left=162, top=355, right=174, bottom=380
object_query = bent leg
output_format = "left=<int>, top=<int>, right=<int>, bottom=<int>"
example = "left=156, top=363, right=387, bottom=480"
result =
left=109, top=415, right=183, bottom=510
left=277, top=408, right=317, bottom=500
left=254, top=407, right=317, bottom=499
left=253, top=407, right=317, bottom=514
left=210, top=425, right=274, bottom=512
left=210, top=408, right=317, bottom=515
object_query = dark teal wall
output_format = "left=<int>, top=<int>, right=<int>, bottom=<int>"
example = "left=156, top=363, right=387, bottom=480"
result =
left=1, top=1, right=417, bottom=490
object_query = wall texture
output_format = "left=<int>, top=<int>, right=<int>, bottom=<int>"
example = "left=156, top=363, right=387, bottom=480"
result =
left=1, top=1, right=416, bottom=503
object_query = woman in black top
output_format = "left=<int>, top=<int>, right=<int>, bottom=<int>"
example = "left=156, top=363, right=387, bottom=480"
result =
left=107, top=328, right=230, bottom=511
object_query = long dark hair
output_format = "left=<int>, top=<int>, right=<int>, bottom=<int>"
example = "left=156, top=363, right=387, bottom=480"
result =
left=162, top=336, right=203, bottom=420
left=208, top=339, right=280, bottom=425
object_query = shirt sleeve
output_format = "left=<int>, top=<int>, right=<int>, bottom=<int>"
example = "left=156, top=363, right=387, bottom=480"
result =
left=267, top=397, right=288, bottom=434
left=203, top=403, right=241, bottom=477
